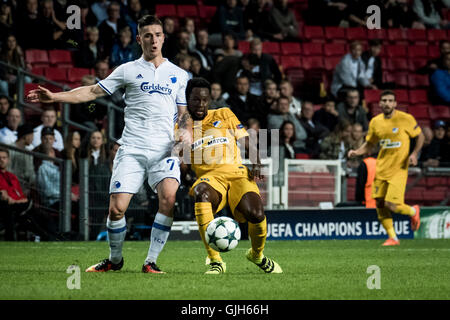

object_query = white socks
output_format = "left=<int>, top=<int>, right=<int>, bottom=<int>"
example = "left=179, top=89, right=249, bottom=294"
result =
left=145, top=213, right=173, bottom=264
left=107, top=217, right=127, bottom=264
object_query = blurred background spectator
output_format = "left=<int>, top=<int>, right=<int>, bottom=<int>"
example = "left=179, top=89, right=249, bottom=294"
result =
left=31, top=106, right=64, bottom=152
left=337, top=88, right=369, bottom=131
left=430, top=52, right=450, bottom=106
left=319, top=120, right=353, bottom=162
left=210, top=82, right=228, bottom=109
left=299, top=101, right=329, bottom=158
left=268, top=0, right=299, bottom=41
left=0, top=107, right=22, bottom=145
left=0, top=95, right=11, bottom=128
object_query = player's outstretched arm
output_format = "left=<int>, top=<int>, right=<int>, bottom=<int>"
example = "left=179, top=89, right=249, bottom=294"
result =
left=348, top=141, right=373, bottom=159
left=27, top=84, right=107, bottom=104
left=409, top=131, right=425, bottom=166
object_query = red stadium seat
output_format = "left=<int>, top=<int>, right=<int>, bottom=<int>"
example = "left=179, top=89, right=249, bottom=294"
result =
left=429, top=106, right=450, bottom=120
left=301, top=43, right=323, bottom=56
left=302, top=56, right=324, bottom=70
left=409, top=58, right=428, bottom=71
left=303, top=26, right=324, bottom=41
left=408, top=74, right=430, bottom=89
left=345, top=27, right=367, bottom=41
left=67, top=68, right=93, bottom=83
left=198, top=5, right=217, bottom=21
left=155, top=4, right=177, bottom=17
left=384, top=72, right=408, bottom=88
left=389, top=58, right=409, bottom=71
left=262, top=41, right=280, bottom=54
left=176, top=5, right=198, bottom=18
left=281, top=55, right=301, bottom=70
left=427, top=29, right=447, bottom=44
left=272, top=54, right=280, bottom=64
left=407, top=45, right=429, bottom=59
left=409, top=90, right=428, bottom=104
left=369, top=102, right=381, bottom=115
left=25, top=49, right=49, bottom=68
left=364, top=89, right=381, bottom=103
left=405, top=187, right=424, bottom=202
left=387, top=29, right=407, bottom=43
left=280, top=42, right=301, bottom=55
left=238, top=41, right=250, bottom=54
left=31, top=67, right=45, bottom=76
left=406, top=29, right=428, bottom=44
left=324, top=26, right=345, bottom=42
left=426, top=176, right=447, bottom=187
left=48, top=50, right=73, bottom=67
left=323, top=43, right=346, bottom=57
left=324, top=57, right=341, bottom=71
left=367, top=29, right=386, bottom=40
left=428, top=46, right=440, bottom=59
left=45, top=67, right=67, bottom=82
left=408, top=104, right=429, bottom=120
left=395, top=90, right=409, bottom=103
left=385, top=45, right=407, bottom=58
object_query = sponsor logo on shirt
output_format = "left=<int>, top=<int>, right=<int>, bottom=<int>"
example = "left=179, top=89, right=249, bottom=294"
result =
left=236, top=124, right=244, bottom=129
left=380, top=139, right=401, bottom=149
left=213, top=120, right=221, bottom=128
left=136, top=74, right=143, bottom=79
left=392, top=127, right=399, bottom=133
left=140, top=82, right=172, bottom=95
left=191, top=136, right=229, bottom=150
left=169, top=75, right=177, bottom=83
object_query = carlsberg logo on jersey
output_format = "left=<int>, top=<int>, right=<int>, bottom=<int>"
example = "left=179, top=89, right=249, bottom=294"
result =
left=140, top=82, right=172, bottom=95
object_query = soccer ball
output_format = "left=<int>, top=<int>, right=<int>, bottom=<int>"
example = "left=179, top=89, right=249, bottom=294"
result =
left=205, top=217, right=241, bottom=252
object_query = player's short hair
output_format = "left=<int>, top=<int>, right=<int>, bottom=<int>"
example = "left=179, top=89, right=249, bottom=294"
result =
left=186, top=77, right=211, bottom=101
left=138, top=15, right=163, bottom=33
left=380, top=90, right=396, bottom=100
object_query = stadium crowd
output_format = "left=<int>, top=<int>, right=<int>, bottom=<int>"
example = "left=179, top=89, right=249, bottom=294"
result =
left=0, top=0, right=450, bottom=240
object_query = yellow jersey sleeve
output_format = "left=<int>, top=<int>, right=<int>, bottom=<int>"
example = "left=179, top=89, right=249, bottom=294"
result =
left=223, top=108, right=248, bottom=140
left=404, top=114, right=421, bottom=138
left=365, top=117, right=379, bottom=146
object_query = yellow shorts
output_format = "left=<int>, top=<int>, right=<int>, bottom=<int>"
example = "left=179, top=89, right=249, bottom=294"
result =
left=190, top=165, right=260, bottom=223
left=372, top=172, right=408, bottom=205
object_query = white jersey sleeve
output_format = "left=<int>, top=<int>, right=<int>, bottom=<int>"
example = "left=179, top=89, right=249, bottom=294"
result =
left=175, top=72, right=188, bottom=107
left=98, top=64, right=126, bottom=95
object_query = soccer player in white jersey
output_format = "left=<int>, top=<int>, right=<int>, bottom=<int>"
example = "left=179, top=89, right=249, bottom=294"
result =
left=27, top=15, right=189, bottom=273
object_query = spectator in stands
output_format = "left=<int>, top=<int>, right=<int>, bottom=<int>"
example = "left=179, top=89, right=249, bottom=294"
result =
left=162, top=17, right=177, bottom=58
left=181, top=17, right=196, bottom=52
left=307, top=0, right=349, bottom=26
left=125, top=0, right=149, bottom=24
left=76, top=26, right=106, bottom=69
left=214, top=0, right=246, bottom=42
left=81, top=130, right=110, bottom=211
left=259, top=79, right=279, bottom=115
left=31, top=106, right=64, bottom=151
left=336, top=89, right=369, bottom=131
left=351, top=123, right=365, bottom=149
left=267, top=0, right=299, bottom=41
left=36, top=138, right=61, bottom=211
left=243, top=0, right=272, bottom=41
left=40, top=0, right=67, bottom=49
left=110, top=26, right=139, bottom=68
left=419, top=40, right=450, bottom=75
left=94, top=60, right=110, bottom=82
left=91, top=0, right=110, bottom=25
left=331, top=41, right=374, bottom=100
left=0, top=148, right=30, bottom=240
left=413, top=0, right=449, bottom=29
left=419, top=126, right=439, bottom=167
left=226, top=74, right=265, bottom=125
left=361, top=39, right=383, bottom=90
left=108, top=141, right=120, bottom=172
left=440, top=124, right=450, bottom=167
left=299, top=101, right=330, bottom=158
left=33, top=126, right=62, bottom=171
left=274, top=120, right=299, bottom=186
left=175, top=53, right=193, bottom=79
left=8, top=124, right=35, bottom=195
left=210, top=82, right=229, bottom=110
left=214, top=32, right=243, bottom=59
left=15, top=0, right=43, bottom=49
left=0, top=2, right=14, bottom=43
left=279, top=79, right=301, bottom=118
left=0, top=67, right=8, bottom=96
left=268, top=96, right=307, bottom=151
left=62, top=131, right=81, bottom=185
left=191, top=57, right=209, bottom=79
left=354, top=154, right=377, bottom=208
left=166, top=30, right=192, bottom=63
left=0, top=34, right=31, bottom=90
left=319, top=119, right=353, bottom=161
left=0, top=95, right=10, bottom=128
left=0, top=107, right=21, bottom=145
left=192, top=29, right=215, bottom=72
left=421, top=120, right=447, bottom=167
left=313, top=97, right=339, bottom=132
left=430, top=52, right=450, bottom=106
left=386, top=0, right=425, bottom=29
left=98, top=1, right=130, bottom=56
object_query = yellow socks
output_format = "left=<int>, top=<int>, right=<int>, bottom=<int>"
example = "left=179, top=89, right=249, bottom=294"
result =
left=248, top=217, right=267, bottom=260
left=393, top=203, right=416, bottom=217
left=376, top=207, right=397, bottom=240
left=195, top=202, right=222, bottom=262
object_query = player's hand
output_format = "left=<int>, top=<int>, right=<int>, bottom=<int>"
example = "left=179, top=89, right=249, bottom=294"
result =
left=26, top=86, right=55, bottom=103
left=249, top=163, right=263, bottom=181
left=409, top=153, right=418, bottom=166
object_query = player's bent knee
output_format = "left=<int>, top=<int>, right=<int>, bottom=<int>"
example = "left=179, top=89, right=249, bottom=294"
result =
left=109, top=204, right=126, bottom=220
left=193, top=183, right=212, bottom=203
left=384, top=201, right=397, bottom=212
left=376, top=198, right=385, bottom=208
left=246, top=208, right=265, bottom=224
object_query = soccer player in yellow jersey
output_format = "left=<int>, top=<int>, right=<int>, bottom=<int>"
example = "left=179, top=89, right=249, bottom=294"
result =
left=178, top=77, right=282, bottom=274
left=348, top=90, right=425, bottom=246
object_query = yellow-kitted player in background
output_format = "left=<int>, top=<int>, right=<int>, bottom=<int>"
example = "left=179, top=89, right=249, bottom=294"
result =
left=349, top=90, right=425, bottom=246
left=177, top=77, right=282, bottom=274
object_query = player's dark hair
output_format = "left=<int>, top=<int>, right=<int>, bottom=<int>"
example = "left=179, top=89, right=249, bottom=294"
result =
left=380, top=90, right=396, bottom=100
left=138, top=15, right=163, bottom=33
left=186, top=77, right=211, bottom=101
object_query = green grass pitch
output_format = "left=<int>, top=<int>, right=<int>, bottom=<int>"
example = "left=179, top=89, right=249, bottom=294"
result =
left=1, top=239, right=450, bottom=300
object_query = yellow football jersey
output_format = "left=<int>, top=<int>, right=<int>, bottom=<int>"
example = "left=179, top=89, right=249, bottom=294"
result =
left=189, top=108, right=249, bottom=177
left=366, top=110, right=421, bottom=180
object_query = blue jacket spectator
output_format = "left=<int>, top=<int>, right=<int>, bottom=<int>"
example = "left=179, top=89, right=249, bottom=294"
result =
left=430, top=53, right=450, bottom=106
left=110, top=27, right=139, bottom=68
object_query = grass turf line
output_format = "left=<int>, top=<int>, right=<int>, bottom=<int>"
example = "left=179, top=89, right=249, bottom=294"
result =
left=0, top=239, right=449, bottom=300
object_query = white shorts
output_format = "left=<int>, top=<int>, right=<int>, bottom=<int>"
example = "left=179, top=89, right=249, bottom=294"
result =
left=109, top=145, right=180, bottom=194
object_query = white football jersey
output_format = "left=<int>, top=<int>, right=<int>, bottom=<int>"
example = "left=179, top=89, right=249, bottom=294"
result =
left=98, top=57, right=188, bottom=150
